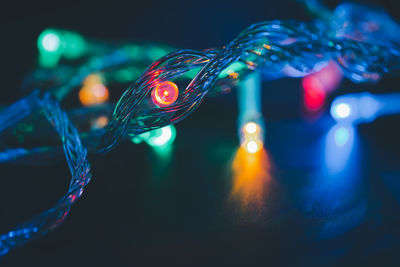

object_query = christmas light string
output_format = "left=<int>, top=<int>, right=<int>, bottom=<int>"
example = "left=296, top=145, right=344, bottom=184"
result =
left=1, top=1, right=400, bottom=256
left=0, top=94, right=91, bottom=256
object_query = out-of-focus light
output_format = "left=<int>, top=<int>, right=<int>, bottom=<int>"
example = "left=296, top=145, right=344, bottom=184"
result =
left=330, top=93, right=383, bottom=123
left=114, top=68, right=139, bottom=83
left=244, top=122, right=258, bottom=134
left=148, top=126, right=173, bottom=146
left=151, top=81, right=179, bottom=107
left=303, top=78, right=326, bottom=111
left=79, top=74, right=109, bottom=106
left=134, top=125, right=177, bottom=147
left=241, top=122, right=263, bottom=154
left=62, top=32, right=86, bottom=59
left=334, top=126, right=350, bottom=146
left=231, top=146, right=271, bottom=208
left=219, top=62, right=246, bottom=79
left=332, top=103, right=351, bottom=119
left=37, top=29, right=87, bottom=68
left=246, top=141, right=259, bottom=154
left=91, top=116, right=109, bottom=130
left=302, top=61, right=343, bottom=112
left=37, top=29, right=63, bottom=68
left=325, top=124, right=357, bottom=174
left=38, top=31, right=61, bottom=52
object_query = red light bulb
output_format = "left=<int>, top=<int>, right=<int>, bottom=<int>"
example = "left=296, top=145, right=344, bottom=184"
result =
left=151, top=81, right=179, bottom=107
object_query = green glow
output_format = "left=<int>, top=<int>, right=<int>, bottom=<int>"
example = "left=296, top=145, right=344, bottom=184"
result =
left=124, top=45, right=141, bottom=58
left=152, top=142, right=173, bottom=158
left=131, top=125, right=176, bottom=147
left=114, top=68, right=140, bottom=83
left=146, top=125, right=176, bottom=147
left=148, top=46, right=169, bottom=61
left=39, top=51, right=61, bottom=68
left=131, top=136, right=143, bottom=144
left=37, top=29, right=86, bottom=67
left=62, top=32, right=87, bottom=59
left=182, top=67, right=201, bottom=79
left=38, top=30, right=61, bottom=52
left=37, top=29, right=63, bottom=67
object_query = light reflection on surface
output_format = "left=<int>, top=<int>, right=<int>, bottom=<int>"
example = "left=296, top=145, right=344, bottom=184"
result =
left=230, top=146, right=272, bottom=210
left=325, top=124, right=356, bottom=174
left=301, top=122, right=367, bottom=238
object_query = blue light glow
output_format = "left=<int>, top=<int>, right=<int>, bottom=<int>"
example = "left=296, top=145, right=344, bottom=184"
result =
left=325, top=124, right=356, bottom=174
left=334, top=126, right=350, bottom=146
left=330, top=93, right=382, bottom=124
left=331, top=102, right=351, bottom=119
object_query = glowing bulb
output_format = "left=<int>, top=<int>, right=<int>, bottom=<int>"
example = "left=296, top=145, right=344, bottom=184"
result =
left=332, top=103, right=351, bottom=119
left=244, top=122, right=258, bottom=134
left=334, top=126, right=350, bottom=146
left=62, top=32, right=87, bottom=59
left=79, top=74, right=109, bottom=106
left=151, top=81, right=179, bottom=107
left=39, top=31, right=61, bottom=52
left=246, top=141, right=259, bottom=154
left=91, top=116, right=109, bottom=130
left=145, top=125, right=177, bottom=147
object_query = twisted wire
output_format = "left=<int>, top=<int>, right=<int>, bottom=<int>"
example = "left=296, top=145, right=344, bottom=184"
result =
left=1, top=1, right=400, bottom=256
left=99, top=19, right=400, bottom=152
left=0, top=94, right=91, bottom=256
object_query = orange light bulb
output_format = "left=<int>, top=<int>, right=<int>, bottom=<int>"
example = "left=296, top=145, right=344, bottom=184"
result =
left=151, top=81, right=179, bottom=107
left=79, top=74, right=109, bottom=106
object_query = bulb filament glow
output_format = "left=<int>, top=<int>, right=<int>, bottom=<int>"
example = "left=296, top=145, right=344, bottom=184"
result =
left=151, top=81, right=179, bottom=107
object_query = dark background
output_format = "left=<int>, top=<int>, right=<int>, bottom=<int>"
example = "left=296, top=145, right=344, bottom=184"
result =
left=1, top=0, right=400, bottom=266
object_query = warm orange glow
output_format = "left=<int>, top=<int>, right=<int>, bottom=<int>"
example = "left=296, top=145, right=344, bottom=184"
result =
left=228, top=70, right=239, bottom=79
left=241, top=122, right=263, bottom=153
left=230, top=146, right=272, bottom=208
left=79, top=74, right=109, bottom=106
left=263, top=44, right=271, bottom=50
left=244, top=122, right=258, bottom=135
left=151, top=81, right=179, bottom=107
left=91, top=115, right=109, bottom=129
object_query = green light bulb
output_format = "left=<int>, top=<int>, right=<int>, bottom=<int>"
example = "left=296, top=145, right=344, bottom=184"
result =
left=38, top=29, right=62, bottom=53
left=62, top=32, right=87, bottom=59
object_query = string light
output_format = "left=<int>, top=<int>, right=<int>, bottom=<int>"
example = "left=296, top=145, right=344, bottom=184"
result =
left=151, top=81, right=179, bottom=107
left=246, top=140, right=260, bottom=154
left=244, top=122, right=258, bottom=135
left=38, top=31, right=61, bottom=52
left=131, top=125, right=177, bottom=148
left=0, top=1, right=400, bottom=256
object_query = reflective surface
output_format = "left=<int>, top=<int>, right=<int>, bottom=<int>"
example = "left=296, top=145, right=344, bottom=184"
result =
left=2, top=95, right=400, bottom=266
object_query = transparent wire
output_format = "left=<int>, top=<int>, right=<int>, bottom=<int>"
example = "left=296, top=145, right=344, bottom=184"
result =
left=0, top=1, right=400, bottom=256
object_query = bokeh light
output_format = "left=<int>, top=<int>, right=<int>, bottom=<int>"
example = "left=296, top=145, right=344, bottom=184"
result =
left=91, top=116, right=109, bottom=130
left=244, top=122, right=258, bottom=134
left=246, top=141, right=259, bottom=154
left=132, top=125, right=177, bottom=148
left=79, top=74, right=109, bottom=106
left=331, top=102, right=351, bottom=119
left=38, top=30, right=61, bottom=52
left=302, top=61, right=343, bottom=111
